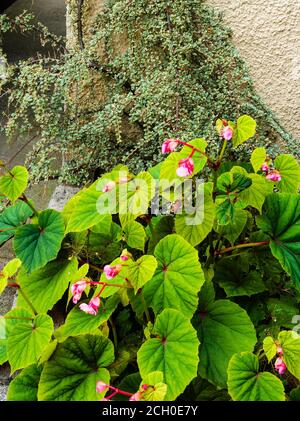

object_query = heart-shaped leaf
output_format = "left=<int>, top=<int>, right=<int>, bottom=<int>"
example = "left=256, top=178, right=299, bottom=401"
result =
left=228, top=352, right=285, bottom=401
left=175, top=182, right=215, bottom=247
left=14, top=209, right=65, bottom=272
left=123, top=220, right=146, bottom=251
left=0, top=166, right=28, bottom=202
left=251, top=147, right=267, bottom=173
left=278, top=330, right=300, bottom=380
left=197, top=300, right=257, bottom=388
left=232, top=115, right=256, bottom=148
left=275, top=154, right=300, bottom=193
left=137, top=309, right=199, bottom=400
left=0, top=258, right=21, bottom=295
left=214, top=209, right=248, bottom=245
left=143, top=234, right=205, bottom=318
left=257, top=194, right=300, bottom=290
left=127, top=255, right=158, bottom=293
left=0, top=201, right=33, bottom=246
left=7, top=314, right=53, bottom=373
left=38, top=335, right=114, bottom=401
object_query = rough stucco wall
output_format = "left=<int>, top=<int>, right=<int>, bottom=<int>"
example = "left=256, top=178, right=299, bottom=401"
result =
left=208, top=0, right=300, bottom=139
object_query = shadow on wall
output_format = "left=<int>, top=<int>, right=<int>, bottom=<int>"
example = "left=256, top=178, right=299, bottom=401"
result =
left=2, top=0, right=66, bottom=62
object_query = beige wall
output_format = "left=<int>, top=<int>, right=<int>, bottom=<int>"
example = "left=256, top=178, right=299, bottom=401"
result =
left=209, top=0, right=300, bottom=139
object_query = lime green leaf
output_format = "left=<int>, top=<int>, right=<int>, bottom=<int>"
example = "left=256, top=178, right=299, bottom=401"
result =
left=65, top=182, right=103, bottom=233
left=123, top=220, right=146, bottom=251
left=232, top=115, right=256, bottom=148
left=143, top=234, right=205, bottom=318
left=119, top=172, right=155, bottom=217
left=137, top=309, right=199, bottom=400
left=14, top=209, right=65, bottom=272
left=275, top=154, right=300, bottom=193
left=175, top=182, right=215, bottom=247
left=18, top=258, right=78, bottom=313
left=263, top=336, right=277, bottom=362
left=0, top=166, right=28, bottom=202
left=0, top=201, right=33, bottom=245
left=257, top=194, right=300, bottom=289
left=0, top=339, right=7, bottom=365
left=56, top=295, right=119, bottom=340
left=0, top=258, right=21, bottom=295
left=141, top=371, right=167, bottom=401
left=7, top=365, right=41, bottom=401
left=160, top=139, right=207, bottom=182
left=38, top=335, right=114, bottom=401
left=278, top=330, right=300, bottom=380
left=214, top=209, right=248, bottom=245
left=7, top=314, right=53, bottom=373
left=90, top=214, right=112, bottom=235
left=227, top=352, right=285, bottom=401
left=39, top=340, right=58, bottom=365
left=251, top=147, right=267, bottom=173
left=128, top=255, right=157, bottom=293
left=215, top=119, right=223, bottom=134
left=198, top=300, right=257, bottom=388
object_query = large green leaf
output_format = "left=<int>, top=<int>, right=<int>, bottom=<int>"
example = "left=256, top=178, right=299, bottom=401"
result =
left=143, top=234, right=205, bottom=318
left=17, top=258, right=78, bottom=313
left=0, top=201, right=33, bottom=245
left=14, top=209, right=65, bottom=272
left=88, top=222, right=122, bottom=263
left=55, top=295, right=119, bottom=340
left=275, top=154, right=300, bottom=193
left=123, top=220, right=146, bottom=251
left=38, top=335, right=114, bottom=401
left=197, top=300, right=257, bottom=388
left=160, top=139, right=207, bottom=182
left=0, top=166, right=28, bottom=202
left=137, top=309, right=199, bottom=400
left=257, top=194, right=300, bottom=289
left=147, top=216, right=174, bottom=254
left=232, top=115, right=257, bottom=148
left=278, top=330, right=300, bottom=380
left=127, top=255, right=158, bottom=293
left=175, top=182, right=215, bottom=247
left=227, top=352, right=285, bottom=401
left=214, top=259, right=266, bottom=297
left=0, top=339, right=7, bottom=365
left=7, top=365, right=41, bottom=401
left=7, top=314, right=53, bottom=373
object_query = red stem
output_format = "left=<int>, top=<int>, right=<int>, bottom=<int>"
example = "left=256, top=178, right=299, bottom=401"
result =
left=215, top=241, right=269, bottom=255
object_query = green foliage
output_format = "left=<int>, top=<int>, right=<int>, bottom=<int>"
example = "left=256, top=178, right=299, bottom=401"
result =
left=0, top=115, right=299, bottom=401
left=0, top=2, right=298, bottom=185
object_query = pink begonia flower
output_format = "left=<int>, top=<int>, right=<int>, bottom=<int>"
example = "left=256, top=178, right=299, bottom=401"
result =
left=71, top=280, right=88, bottom=304
left=161, top=139, right=179, bottom=154
left=118, top=176, right=129, bottom=184
left=266, top=170, right=282, bottom=182
left=176, top=157, right=194, bottom=177
left=261, top=162, right=269, bottom=172
left=103, top=264, right=122, bottom=280
left=275, top=357, right=287, bottom=375
left=141, top=384, right=149, bottom=391
left=221, top=126, right=233, bottom=140
left=102, top=180, right=116, bottom=193
left=276, top=346, right=284, bottom=356
left=79, top=296, right=100, bottom=316
left=96, top=381, right=109, bottom=394
left=129, top=392, right=142, bottom=401
left=120, top=249, right=131, bottom=262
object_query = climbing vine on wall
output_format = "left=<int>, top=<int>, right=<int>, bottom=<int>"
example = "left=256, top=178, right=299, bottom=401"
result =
left=0, top=1, right=297, bottom=185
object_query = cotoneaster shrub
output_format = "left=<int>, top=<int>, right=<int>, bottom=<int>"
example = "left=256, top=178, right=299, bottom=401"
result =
left=0, top=2, right=298, bottom=185
left=0, top=115, right=300, bottom=401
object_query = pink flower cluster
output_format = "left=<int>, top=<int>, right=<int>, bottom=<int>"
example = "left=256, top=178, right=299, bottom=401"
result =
left=274, top=344, right=286, bottom=376
left=161, top=138, right=196, bottom=178
left=261, top=159, right=282, bottom=182
left=71, top=280, right=88, bottom=304
left=103, top=264, right=122, bottom=280
left=79, top=296, right=100, bottom=316
left=221, top=125, right=233, bottom=141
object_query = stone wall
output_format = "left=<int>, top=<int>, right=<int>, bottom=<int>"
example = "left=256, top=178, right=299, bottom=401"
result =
left=208, top=0, right=300, bottom=139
